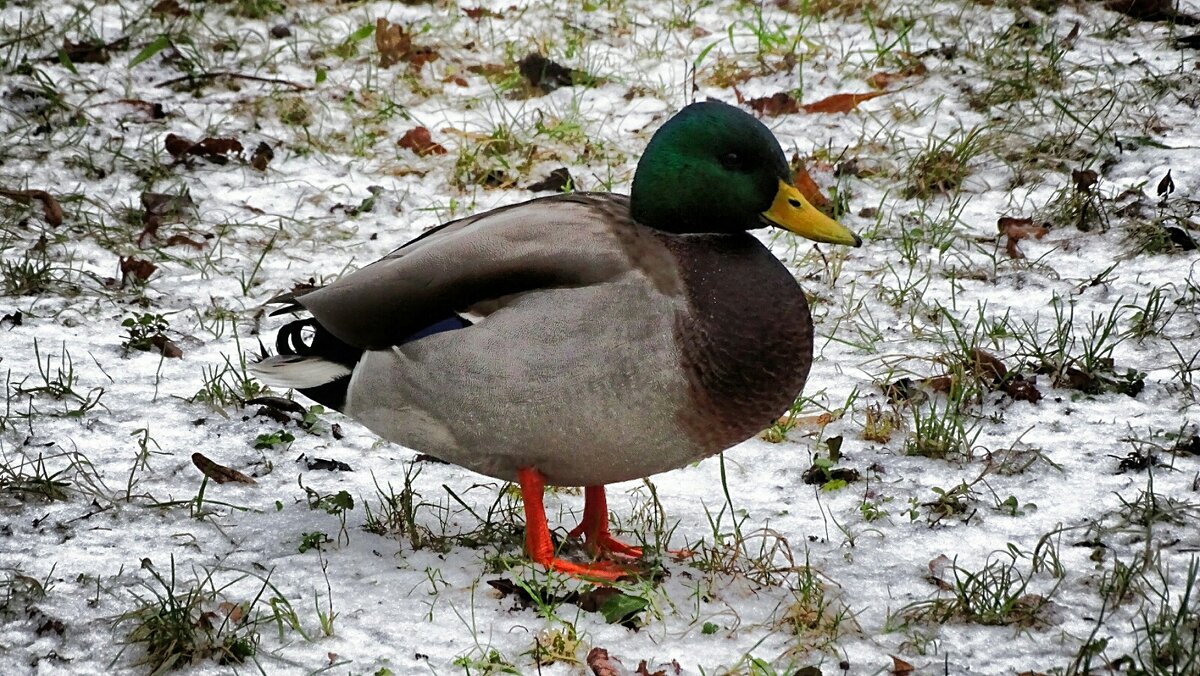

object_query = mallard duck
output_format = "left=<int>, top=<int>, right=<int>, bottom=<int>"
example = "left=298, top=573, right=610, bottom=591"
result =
left=252, top=100, right=861, bottom=579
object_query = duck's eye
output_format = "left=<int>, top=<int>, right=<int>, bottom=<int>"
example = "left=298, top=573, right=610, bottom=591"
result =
left=720, top=152, right=742, bottom=170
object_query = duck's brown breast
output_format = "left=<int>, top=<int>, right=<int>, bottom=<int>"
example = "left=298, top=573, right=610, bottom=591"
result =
left=663, top=232, right=814, bottom=453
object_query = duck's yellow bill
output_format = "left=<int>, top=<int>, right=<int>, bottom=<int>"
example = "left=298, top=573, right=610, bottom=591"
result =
left=762, top=180, right=862, bottom=247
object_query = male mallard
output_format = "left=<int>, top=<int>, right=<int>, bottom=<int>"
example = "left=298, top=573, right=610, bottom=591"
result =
left=252, top=100, right=861, bottom=579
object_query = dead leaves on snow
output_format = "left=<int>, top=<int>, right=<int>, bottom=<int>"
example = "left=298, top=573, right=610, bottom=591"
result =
left=165, top=133, right=244, bottom=164
left=739, top=89, right=887, bottom=117
left=0, top=188, right=64, bottom=227
left=192, top=453, right=256, bottom=485
left=885, top=348, right=1043, bottom=405
left=586, top=647, right=681, bottom=676
left=397, top=127, right=448, bottom=157
left=375, top=18, right=439, bottom=71
left=998, top=216, right=1050, bottom=259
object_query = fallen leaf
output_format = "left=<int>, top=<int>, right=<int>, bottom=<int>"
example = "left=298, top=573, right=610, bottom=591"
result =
left=1165, top=225, right=1198, bottom=250
left=527, top=167, right=573, bottom=192
left=745, top=91, right=800, bottom=116
left=883, top=377, right=926, bottom=404
left=217, top=601, right=244, bottom=623
left=376, top=18, right=438, bottom=71
left=791, top=158, right=832, bottom=211
left=191, top=452, right=256, bottom=485
left=802, top=90, right=886, bottom=114
left=114, top=98, right=166, bottom=119
left=891, top=655, right=915, bottom=675
left=192, top=136, right=243, bottom=161
left=927, top=554, right=953, bottom=587
left=139, top=191, right=196, bottom=246
left=636, top=660, right=666, bottom=676
left=398, top=127, right=447, bottom=156
left=1157, top=169, right=1175, bottom=197
left=0, top=188, right=63, bottom=226
left=119, top=256, right=157, bottom=286
left=164, top=133, right=194, bottom=158
left=251, top=142, right=274, bottom=171
left=518, top=53, right=575, bottom=93
left=304, top=456, right=353, bottom=472
left=149, top=334, right=183, bottom=358
left=150, top=0, right=190, bottom=17
left=1003, top=376, right=1042, bottom=403
left=62, top=37, right=120, bottom=64
left=165, top=234, right=205, bottom=249
left=924, top=375, right=954, bottom=393
left=776, top=412, right=834, bottom=428
left=587, top=648, right=622, bottom=676
left=1072, top=169, right=1098, bottom=193
left=866, top=62, right=927, bottom=89
left=464, top=6, right=501, bottom=19
left=246, top=396, right=307, bottom=419
left=164, top=134, right=243, bottom=163
left=969, top=348, right=1008, bottom=384
left=998, top=216, right=1049, bottom=259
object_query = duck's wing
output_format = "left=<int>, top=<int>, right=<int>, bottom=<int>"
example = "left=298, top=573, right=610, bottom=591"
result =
left=286, top=192, right=637, bottom=350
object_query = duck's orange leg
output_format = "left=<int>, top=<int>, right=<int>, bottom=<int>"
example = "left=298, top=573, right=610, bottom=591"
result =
left=567, top=486, right=643, bottom=559
left=516, top=468, right=628, bottom=581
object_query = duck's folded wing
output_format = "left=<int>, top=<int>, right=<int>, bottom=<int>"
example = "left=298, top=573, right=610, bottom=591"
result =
left=291, top=193, right=634, bottom=350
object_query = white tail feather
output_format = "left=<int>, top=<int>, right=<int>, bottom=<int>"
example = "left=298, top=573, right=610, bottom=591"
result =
left=250, top=356, right=351, bottom=389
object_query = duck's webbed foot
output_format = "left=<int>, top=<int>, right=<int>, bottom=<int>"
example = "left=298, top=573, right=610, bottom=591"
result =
left=567, top=486, right=643, bottom=560
left=516, top=469, right=636, bottom=581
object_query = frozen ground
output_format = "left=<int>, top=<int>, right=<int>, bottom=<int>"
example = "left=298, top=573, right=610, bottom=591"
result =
left=1, top=0, right=1199, bottom=674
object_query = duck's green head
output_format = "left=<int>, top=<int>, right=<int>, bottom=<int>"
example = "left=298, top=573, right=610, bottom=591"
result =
left=630, top=100, right=861, bottom=246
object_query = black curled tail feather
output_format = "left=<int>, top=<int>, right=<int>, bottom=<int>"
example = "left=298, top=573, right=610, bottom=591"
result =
left=274, top=318, right=363, bottom=412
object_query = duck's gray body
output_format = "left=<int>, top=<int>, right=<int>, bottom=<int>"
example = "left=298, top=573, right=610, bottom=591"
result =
left=256, top=193, right=813, bottom=486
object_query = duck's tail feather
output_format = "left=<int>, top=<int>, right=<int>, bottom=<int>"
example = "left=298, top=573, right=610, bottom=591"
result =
left=251, top=317, right=362, bottom=411
left=249, top=355, right=351, bottom=389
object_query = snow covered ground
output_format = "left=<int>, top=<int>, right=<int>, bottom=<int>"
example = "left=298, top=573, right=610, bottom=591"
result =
left=2, top=0, right=1199, bottom=674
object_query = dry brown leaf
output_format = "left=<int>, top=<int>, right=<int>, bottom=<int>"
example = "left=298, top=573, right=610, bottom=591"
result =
left=150, top=334, right=183, bottom=358
left=924, top=375, right=954, bottom=393
left=119, top=256, right=157, bottom=286
left=999, top=216, right=1050, bottom=259
left=866, top=63, right=927, bottom=89
left=519, top=53, right=575, bottom=93
left=250, top=142, right=274, bottom=171
left=745, top=91, right=800, bottom=116
left=0, top=188, right=63, bottom=226
left=777, top=412, right=834, bottom=428
left=463, top=6, right=502, bottom=20
left=164, top=234, right=205, bottom=249
left=891, top=655, right=916, bottom=675
left=376, top=18, right=439, bottom=71
left=150, top=0, right=190, bottom=17
left=635, top=660, right=666, bottom=676
left=791, top=161, right=832, bottom=210
left=164, top=134, right=243, bottom=163
left=164, top=133, right=193, bottom=158
left=1072, top=169, right=1098, bottom=193
left=587, top=647, right=622, bottom=676
left=191, top=452, right=256, bottom=485
left=1003, top=376, right=1042, bottom=403
left=802, top=90, right=886, bottom=114
left=62, top=37, right=119, bottom=64
left=217, top=601, right=245, bottom=623
left=528, top=167, right=573, bottom=193
left=969, top=348, right=1008, bottom=384
left=398, top=127, right=447, bottom=156
left=192, top=137, right=243, bottom=159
